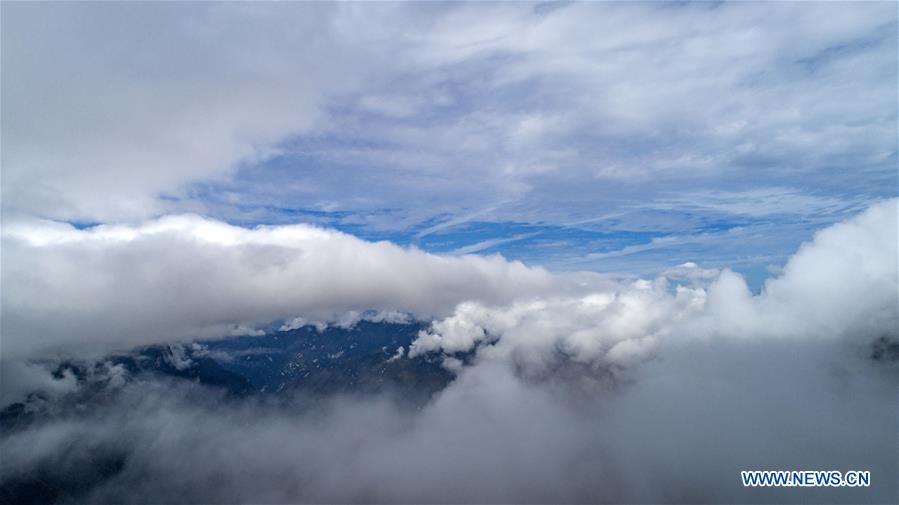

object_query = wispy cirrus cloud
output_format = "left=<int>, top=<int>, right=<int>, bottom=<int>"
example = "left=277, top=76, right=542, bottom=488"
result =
left=4, top=3, right=894, bottom=235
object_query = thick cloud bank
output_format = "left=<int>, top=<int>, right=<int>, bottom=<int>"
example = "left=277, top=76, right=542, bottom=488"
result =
left=3, top=345, right=893, bottom=504
left=411, top=199, right=898, bottom=373
left=1, top=200, right=896, bottom=504
left=1, top=2, right=362, bottom=221
left=1, top=215, right=555, bottom=357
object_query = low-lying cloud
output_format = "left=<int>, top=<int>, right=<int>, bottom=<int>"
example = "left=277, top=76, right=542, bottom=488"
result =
left=1, top=215, right=555, bottom=357
left=412, top=199, right=897, bottom=373
left=0, top=201, right=899, bottom=503
left=2, top=339, right=895, bottom=503
left=1, top=200, right=896, bottom=504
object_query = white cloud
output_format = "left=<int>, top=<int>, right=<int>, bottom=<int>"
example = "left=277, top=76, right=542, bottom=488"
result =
left=4, top=331, right=896, bottom=503
left=3, top=199, right=893, bottom=365
left=0, top=214, right=555, bottom=357
left=1, top=2, right=367, bottom=221
left=1, top=200, right=896, bottom=504
left=410, top=199, right=898, bottom=374
left=279, top=310, right=412, bottom=333
left=2, top=2, right=893, bottom=232
left=661, top=262, right=721, bottom=287
left=0, top=3, right=895, bottom=500
left=272, top=1, right=895, bottom=232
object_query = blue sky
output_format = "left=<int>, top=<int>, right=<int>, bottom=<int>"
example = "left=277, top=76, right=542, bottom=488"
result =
left=3, top=1, right=896, bottom=291
left=3, top=6, right=898, bottom=502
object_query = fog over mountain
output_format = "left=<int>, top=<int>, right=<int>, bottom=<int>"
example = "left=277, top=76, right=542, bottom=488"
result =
left=1, top=2, right=896, bottom=504
left=2, top=200, right=895, bottom=504
left=1, top=215, right=555, bottom=358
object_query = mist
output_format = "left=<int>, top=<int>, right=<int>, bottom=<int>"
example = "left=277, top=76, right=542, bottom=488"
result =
left=2, top=2, right=896, bottom=501
left=2, top=333, right=894, bottom=503
left=2, top=200, right=895, bottom=504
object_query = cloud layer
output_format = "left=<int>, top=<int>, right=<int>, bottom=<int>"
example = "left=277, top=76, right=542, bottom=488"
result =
left=4, top=343, right=894, bottom=504
left=411, top=199, right=897, bottom=374
left=1, top=2, right=365, bottom=220
left=1, top=215, right=557, bottom=357
left=1, top=2, right=896, bottom=502
left=1, top=201, right=896, bottom=504
left=3, top=2, right=894, bottom=287
left=3, top=2, right=894, bottom=234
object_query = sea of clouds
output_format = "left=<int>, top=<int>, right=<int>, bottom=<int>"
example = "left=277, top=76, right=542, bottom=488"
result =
left=2, top=2, right=896, bottom=502
left=1, top=200, right=895, bottom=503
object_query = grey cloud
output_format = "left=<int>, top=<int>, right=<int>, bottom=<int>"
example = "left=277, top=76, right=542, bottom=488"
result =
left=2, top=324, right=894, bottom=503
